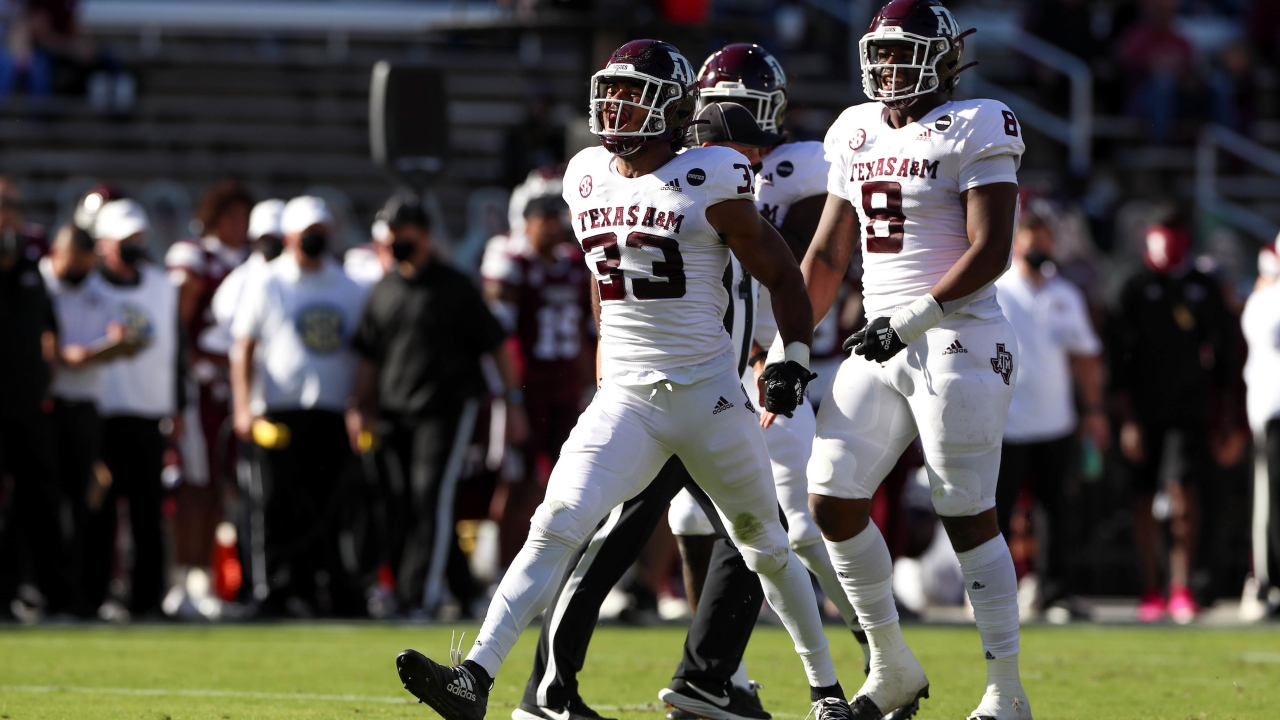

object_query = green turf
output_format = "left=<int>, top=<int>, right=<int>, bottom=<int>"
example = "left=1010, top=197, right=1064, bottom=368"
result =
left=0, top=622, right=1277, bottom=719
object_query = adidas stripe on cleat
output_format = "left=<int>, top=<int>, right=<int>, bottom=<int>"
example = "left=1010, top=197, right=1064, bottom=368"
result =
left=396, top=648, right=489, bottom=720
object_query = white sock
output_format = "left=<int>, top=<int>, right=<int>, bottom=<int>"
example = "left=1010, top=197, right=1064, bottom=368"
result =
left=794, top=540, right=862, bottom=633
left=956, top=535, right=1023, bottom=695
left=824, top=523, right=906, bottom=657
left=756, top=549, right=838, bottom=688
left=467, top=529, right=577, bottom=677
left=731, top=659, right=750, bottom=690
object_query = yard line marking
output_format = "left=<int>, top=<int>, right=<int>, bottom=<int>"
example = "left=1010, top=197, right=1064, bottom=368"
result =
left=1243, top=652, right=1280, bottom=664
left=0, top=685, right=802, bottom=717
left=0, top=685, right=410, bottom=704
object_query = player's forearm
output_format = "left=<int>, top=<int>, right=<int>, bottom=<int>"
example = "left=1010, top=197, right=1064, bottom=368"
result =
left=229, top=337, right=256, bottom=419
left=768, top=266, right=815, bottom=349
left=349, top=358, right=379, bottom=415
left=801, top=195, right=858, bottom=322
left=926, top=235, right=1009, bottom=304
left=491, top=343, right=523, bottom=394
left=929, top=182, right=1018, bottom=305
left=1069, top=354, right=1105, bottom=411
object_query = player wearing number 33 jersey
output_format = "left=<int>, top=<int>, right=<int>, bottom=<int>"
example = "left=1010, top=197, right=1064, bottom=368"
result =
left=395, top=38, right=852, bottom=720
left=798, top=2, right=1032, bottom=720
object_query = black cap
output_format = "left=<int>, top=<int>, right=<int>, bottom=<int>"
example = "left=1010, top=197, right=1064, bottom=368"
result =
left=690, top=101, right=784, bottom=148
left=377, top=193, right=430, bottom=229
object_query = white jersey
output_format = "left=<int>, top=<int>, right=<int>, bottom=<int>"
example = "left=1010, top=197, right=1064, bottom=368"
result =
left=753, top=140, right=831, bottom=346
left=563, top=145, right=755, bottom=386
left=824, top=99, right=1024, bottom=319
left=99, top=262, right=180, bottom=419
left=1243, top=283, right=1280, bottom=434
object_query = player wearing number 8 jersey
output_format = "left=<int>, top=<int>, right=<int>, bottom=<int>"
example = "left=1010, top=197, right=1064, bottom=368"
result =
left=396, top=39, right=851, bottom=720
left=797, top=1, right=1030, bottom=720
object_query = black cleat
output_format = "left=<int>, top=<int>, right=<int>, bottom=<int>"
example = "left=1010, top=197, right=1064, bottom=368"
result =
left=810, top=697, right=854, bottom=720
left=513, top=697, right=617, bottom=720
left=667, top=710, right=700, bottom=720
left=848, top=686, right=928, bottom=720
left=659, top=678, right=771, bottom=720
left=397, top=649, right=489, bottom=720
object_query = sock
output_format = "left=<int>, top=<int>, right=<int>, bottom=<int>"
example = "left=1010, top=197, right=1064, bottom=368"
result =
left=852, top=629, right=872, bottom=670
left=810, top=681, right=845, bottom=702
left=794, top=541, right=862, bottom=633
left=756, top=548, right=839, bottom=688
left=467, top=530, right=578, bottom=677
left=956, top=535, right=1023, bottom=695
left=731, top=659, right=750, bottom=690
left=825, top=524, right=907, bottom=658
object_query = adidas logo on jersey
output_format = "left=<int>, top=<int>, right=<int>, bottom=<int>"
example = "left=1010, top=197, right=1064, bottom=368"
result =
left=659, top=178, right=683, bottom=192
left=972, top=581, right=986, bottom=590
left=712, top=396, right=734, bottom=415
left=942, top=340, right=968, bottom=355
left=447, top=671, right=477, bottom=701
left=916, top=129, right=933, bottom=142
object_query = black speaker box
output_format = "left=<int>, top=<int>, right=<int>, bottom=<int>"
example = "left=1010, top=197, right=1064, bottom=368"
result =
left=369, top=62, right=449, bottom=187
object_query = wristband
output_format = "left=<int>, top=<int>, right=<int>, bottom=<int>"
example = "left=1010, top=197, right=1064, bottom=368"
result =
left=889, top=294, right=944, bottom=346
left=765, top=335, right=811, bottom=370
left=505, top=388, right=525, bottom=404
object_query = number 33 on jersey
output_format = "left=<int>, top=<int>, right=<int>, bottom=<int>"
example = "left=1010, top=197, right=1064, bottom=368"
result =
left=563, top=144, right=755, bottom=386
left=824, top=98, right=1025, bottom=320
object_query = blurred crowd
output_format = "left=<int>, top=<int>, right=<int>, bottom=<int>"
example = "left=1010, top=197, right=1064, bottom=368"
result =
left=0, top=0, right=134, bottom=112
left=2, top=167, right=1279, bottom=626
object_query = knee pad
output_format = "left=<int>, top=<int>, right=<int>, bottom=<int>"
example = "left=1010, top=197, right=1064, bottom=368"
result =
left=530, top=499, right=596, bottom=547
left=729, top=516, right=791, bottom=575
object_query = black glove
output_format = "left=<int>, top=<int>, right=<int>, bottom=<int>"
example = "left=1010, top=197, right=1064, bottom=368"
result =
left=844, top=316, right=907, bottom=363
left=761, top=361, right=817, bottom=418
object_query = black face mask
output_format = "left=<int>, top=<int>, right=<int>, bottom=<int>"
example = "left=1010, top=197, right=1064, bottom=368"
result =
left=299, top=232, right=327, bottom=258
left=390, top=240, right=416, bottom=262
left=119, top=244, right=146, bottom=266
left=62, top=270, right=89, bottom=287
left=1024, top=250, right=1051, bottom=270
left=260, top=235, right=284, bottom=261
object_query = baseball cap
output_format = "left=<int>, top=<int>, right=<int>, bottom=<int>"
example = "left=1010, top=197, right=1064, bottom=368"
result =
left=690, top=101, right=784, bottom=148
left=93, top=198, right=149, bottom=241
left=281, top=195, right=334, bottom=235
left=248, top=199, right=285, bottom=240
left=376, top=193, right=430, bottom=229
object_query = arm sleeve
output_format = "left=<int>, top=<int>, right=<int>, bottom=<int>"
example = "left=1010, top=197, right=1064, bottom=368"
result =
left=959, top=154, right=1020, bottom=192
left=709, top=148, right=758, bottom=205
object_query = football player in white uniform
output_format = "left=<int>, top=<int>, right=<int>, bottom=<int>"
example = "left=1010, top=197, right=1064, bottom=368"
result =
left=797, top=2, right=1031, bottom=719
left=396, top=39, right=851, bottom=720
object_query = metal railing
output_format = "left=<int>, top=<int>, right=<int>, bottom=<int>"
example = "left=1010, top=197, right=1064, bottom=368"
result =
left=964, top=23, right=1093, bottom=176
left=1196, top=124, right=1280, bottom=241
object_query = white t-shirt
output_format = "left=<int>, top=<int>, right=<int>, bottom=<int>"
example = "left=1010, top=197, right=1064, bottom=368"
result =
left=1242, top=283, right=1280, bottom=434
left=230, top=254, right=369, bottom=414
left=204, top=252, right=270, bottom=355
left=824, top=98, right=1024, bottom=319
left=39, top=259, right=122, bottom=404
left=98, top=263, right=180, bottom=419
left=752, top=140, right=831, bottom=348
left=563, top=145, right=755, bottom=386
left=996, top=269, right=1101, bottom=442
left=343, top=244, right=388, bottom=289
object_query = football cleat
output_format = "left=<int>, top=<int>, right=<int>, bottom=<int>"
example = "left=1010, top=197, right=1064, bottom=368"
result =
left=513, top=696, right=617, bottom=720
left=808, top=697, right=854, bottom=720
left=396, top=648, right=489, bottom=720
left=966, top=689, right=1032, bottom=720
left=659, top=678, right=772, bottom=720
left=848, top=645, right=928, bottom=720
left=667, top=710, right=700, bottom=720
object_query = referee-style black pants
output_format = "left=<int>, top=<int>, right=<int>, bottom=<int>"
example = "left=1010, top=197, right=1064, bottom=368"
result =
left=0, top=409, right=73, bottom=614
left=1260, top=420, right=1280, bottom=595
left=86, top=415, right=165, bottom=616
left=995, top=435, right=1074, bottom=604
left=521, top=456, right=765, bottom=710
left=52, top=398, right=102, bottom=614
left=379, top=400, right=482, bottom=614
left=256, top=409, right=362, bottom=617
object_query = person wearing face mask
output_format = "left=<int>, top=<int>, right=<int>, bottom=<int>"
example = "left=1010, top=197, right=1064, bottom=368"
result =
left=229, top=195, right=370, bottom=617
left=89, top=198, right=184, bottom=619
left=1108, top=216, right=1237, bottom=624
left=348, top=191, right=527, bottom=618
left=992, top=209, right=1106, bottom=621
left=0, top=197, right=74, bottom=621
left=39, top=223, right=141, bottom=616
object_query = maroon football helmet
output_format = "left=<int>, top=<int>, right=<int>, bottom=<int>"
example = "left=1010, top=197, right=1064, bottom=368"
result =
left=860, top=0, right=972, bottom=108
left=589, top=39, right=698, bottom=156
left=697, top=43, right=788, bottom=133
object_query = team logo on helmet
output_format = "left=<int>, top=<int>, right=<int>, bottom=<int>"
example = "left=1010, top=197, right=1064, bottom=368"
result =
left=859, top=0, right=975, bottom=109
left=588, top=39, right=699, bottom=157
left=931, top=6, right=960, bottom=35
left=697, top=43, right=789, bottom=133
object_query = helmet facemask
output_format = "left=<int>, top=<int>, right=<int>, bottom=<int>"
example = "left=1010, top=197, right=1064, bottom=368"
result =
left=698, top=83, right=787, bottom=133
left=590, top=66, right=691, bottom=156
left=860, top=31, right=961, bottom=109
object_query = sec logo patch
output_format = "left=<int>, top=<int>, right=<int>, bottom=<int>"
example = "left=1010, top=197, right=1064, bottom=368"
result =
left=579, top=175, right=593, bottom=198
left=686, top=168, right=706, bottom=186
left=849, top=129, right=866, bottom=150
left=776, top=160, right=794, bottom=178
left=296, top=304, right=345, bottom=354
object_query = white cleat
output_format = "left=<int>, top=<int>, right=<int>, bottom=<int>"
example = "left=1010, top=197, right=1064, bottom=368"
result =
left=966, top=687, right=1032, bottom=720
left=848, top=647, right=929, bottom=720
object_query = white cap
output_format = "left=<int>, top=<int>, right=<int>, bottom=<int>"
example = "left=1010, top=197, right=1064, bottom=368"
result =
left=93, top=199, right=149, bottom=241
left=248, top=199, right=285, bottom=240
left=370, top=219, right=391, bottom=244
left=281, top=195, right=334, bottom=236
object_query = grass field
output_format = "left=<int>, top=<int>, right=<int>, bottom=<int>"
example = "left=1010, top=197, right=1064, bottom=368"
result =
left=0, top=622, right=1278, bottom=720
